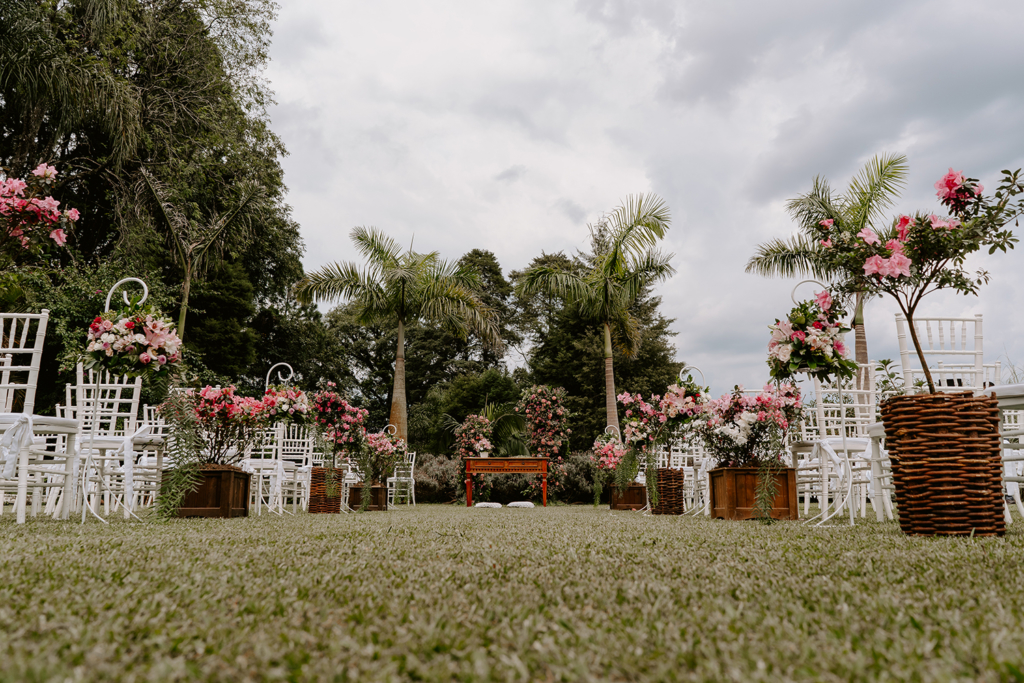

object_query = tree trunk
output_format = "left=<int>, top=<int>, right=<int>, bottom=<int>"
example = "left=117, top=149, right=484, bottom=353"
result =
left=853, top=291, right=869, bottom=367
left=603, top=322, right=620, bottom=439
left=905, top=313, right=937, bottom=393
left=388, top=319, right=408, bottom=443
left=177, top=266, right=192, bottom=339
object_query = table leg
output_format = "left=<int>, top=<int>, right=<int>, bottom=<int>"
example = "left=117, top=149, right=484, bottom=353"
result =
left=542, top=473, right=547, bottom=507
left=466, top=472, right=472, bottom=507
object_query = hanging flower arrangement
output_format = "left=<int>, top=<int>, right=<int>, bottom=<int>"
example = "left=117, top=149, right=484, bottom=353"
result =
left=84, top=300, right=182, bottom=379
left=310, top=382, right=368, bottom=466
left=262, top=386, right=311, bottom=425
left=767, top=289, right=857, bottom=383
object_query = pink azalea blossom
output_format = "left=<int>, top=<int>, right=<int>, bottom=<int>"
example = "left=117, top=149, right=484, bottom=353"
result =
left=895, top=215, right=913, bottom=241
left=863, top=255, right=886, bottom=276
left=885, top=239, right=904, bottom=255
left=856, top=227, right=880, bottom=245
left=49, top=228, right=67, bottom=246
left=31, top=163, right=58, bottom=180
left=934, top=168, right=965, bottom=200
left=887, top=252, right=912, bottom=278
left=66, top=208, right=80, bottom=221
left=819, top=218, right=834, bottom=229
left=820, top=238, right=832, bottom=248
left=814, top=290, right=832, bottom=312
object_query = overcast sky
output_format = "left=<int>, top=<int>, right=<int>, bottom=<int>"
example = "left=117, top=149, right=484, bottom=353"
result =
left=265, top=0, right=1024, bottom=396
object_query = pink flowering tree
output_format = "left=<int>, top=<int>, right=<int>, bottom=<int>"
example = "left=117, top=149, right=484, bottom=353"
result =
left=1, top=163, right=77, bottom=271
left=515, top=385, right=570, bottom=458
left=810, top=166, right=1023, bottom=392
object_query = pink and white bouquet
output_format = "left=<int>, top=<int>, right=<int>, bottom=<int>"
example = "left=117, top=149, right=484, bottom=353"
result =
left=515, top=385, right=571, bottom=458
left=767, top=289, right=856, bottom=383
left=1, top=164, right=77, bottom=268
left=262, top=386, right=311, bottom=424
left=592, top=432, right=627, bottom=471
left=694, top=384, right=802, bottom=468
left=84, top=303, right=182, bottom=379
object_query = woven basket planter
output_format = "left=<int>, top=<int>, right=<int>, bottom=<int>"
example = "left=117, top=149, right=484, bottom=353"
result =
left=308, top=467, right=342, bottom=514
left=651, top=468, right=687, bottom=515
left=609, top=483, right=647, bottom=510
left=881, top=391, right=1004, bottom=537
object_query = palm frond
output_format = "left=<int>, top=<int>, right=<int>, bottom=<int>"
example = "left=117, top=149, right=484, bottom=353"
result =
left=847, top=153, right=909, bottom=230
left=515, top=266, right=588, bottom=303
left=352, top=226, right=403, bottom=270
left=603, top=192, right=671, bottom=272
left=293, top=261, right=384, bottom=309
left=785, top=176, right=843, bottom=233
left=744, top=234, right=835, bottom=279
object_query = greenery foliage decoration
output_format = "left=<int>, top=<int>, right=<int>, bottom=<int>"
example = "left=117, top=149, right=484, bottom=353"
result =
left=767, top=289, right=857, bottom=383
left=808, top=166, right=1024, bottom=392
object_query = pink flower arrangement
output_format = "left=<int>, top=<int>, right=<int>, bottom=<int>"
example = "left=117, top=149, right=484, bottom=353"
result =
left=262, top=386, right=311, bottom=424
left=591, top=432, right=626, bottom=471
left=83, top=303, right=182, bottom=379
left=767, top=290, right=857, bottom=383
left=188, top=386, right=271, bottom=465
left=1, top=164, right=78, bottom=266
left=694, top=384, right=802, bottom=468
left=310, top=383, right=368, bottom=465
left=453, top=414, right=493, bottom=459
left=515, top=385, right=570, bottom=458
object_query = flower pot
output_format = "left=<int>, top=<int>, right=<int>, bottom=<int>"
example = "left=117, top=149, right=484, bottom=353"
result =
left=709, top=467, right=797, bottom=520
left=347, top=482, right=388, bottom=511
left=173, top=465, right=250, bottom=518
left=308, top=467, right=342, bottom=514
left=881, top=391, right=1004, bottom=536
left=609, top=482, right=647, bottom=510
left=651, top=468, right=687, bottom=515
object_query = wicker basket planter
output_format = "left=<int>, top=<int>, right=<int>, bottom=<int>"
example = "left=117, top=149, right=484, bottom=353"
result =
left=347, top=482, right=388, bottom=511
left=651, top=468, right=687, bottom=515
left=881, top=391, right=1005, bottom=537
left=308, top=467, right=342, bottom=514
left=174, top=465, right=250, bottom=518
left=709, top=467, right=798, bottom=520
left=609, top=483, right=647, bottom=510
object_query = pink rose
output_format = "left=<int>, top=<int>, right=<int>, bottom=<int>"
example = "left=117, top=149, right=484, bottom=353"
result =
left=791, top=330, right=806, bottom=342
left=139, top=353, right=151, bottom=364
left=856, top=227, right=880, bottom=245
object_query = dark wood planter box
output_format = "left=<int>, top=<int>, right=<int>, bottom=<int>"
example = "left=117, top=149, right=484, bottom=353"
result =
left=610, top=483, right=647, bottom=510
left=882, top=391, right=1005, bottom=537
left=348, top=482, right=388, bottom=511
left=709, top=467, right=798, bottom=520
left=308, top=467, right=342, bottom=514
left=174, top=467, right=250, bottom=518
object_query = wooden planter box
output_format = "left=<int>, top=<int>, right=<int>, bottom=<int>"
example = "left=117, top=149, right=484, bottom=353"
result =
left=175, top=466, right=250, bottom=518
left=882, top=391, right=1005, bottom=537
left=308, top=467, right=342, bottom=514
left=348, top=482, right=388, bottom=511
left=610, top=483, right=647, bottom=510
left=709, top=467, right=797, bottom=520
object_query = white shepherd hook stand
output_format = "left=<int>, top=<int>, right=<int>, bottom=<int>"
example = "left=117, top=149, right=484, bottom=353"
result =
left=790, top=280, right=855, bottom=528
left=81, top=278, right=150, bottom=524
left=265, top=362, right=295, bottom=392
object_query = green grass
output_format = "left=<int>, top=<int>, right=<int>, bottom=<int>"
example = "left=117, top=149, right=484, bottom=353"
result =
left=2, top=506, right=1024, bottom=682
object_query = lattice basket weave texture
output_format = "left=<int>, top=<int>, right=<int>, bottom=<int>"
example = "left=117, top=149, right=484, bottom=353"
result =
left=881, top=391, right=1004, bottom=537
left=651, top=468, right=687, bottom=515
left=308, top=468, right=342, bottom=514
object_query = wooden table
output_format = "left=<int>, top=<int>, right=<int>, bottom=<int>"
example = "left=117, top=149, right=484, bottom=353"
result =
left=464, top=457, right=549, bottom=507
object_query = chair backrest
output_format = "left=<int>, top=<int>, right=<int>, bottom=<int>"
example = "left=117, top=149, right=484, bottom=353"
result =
left=247, top=423, right=284, bottom=460
left=810, top=363, right=877, bottom=439
left=66, top=363, right=143, bottom=436
left=0, top=311, right=49, bottom=414
left=895, top=313, right=987, bottom=393
left=279, top=423, right=314, bottom=466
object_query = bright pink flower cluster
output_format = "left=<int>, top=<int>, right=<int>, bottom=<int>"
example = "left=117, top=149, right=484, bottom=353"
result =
left=310, top=384, right=368, bottom=459
left=618, top=392, right=664, bottom=448
left=84, top=304, right=182, bottom=378
left=515, top=385, right=570, bottom=457
left=190, top=385, right=271, bottom=465
left=454, top=414, right=493, bottom=459
left=934, top=167, right=983, bottom=213
left=1, top=164, right=78, bottom=257
left=591, top=432, right=626, bottom=470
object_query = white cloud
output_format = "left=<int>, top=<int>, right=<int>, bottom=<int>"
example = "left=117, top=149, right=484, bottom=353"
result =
left=267, top=0, right=1024, bottom=396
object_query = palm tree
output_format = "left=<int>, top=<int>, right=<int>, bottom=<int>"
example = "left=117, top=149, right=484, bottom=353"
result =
left=294, top=227, right=501, bottom=443
left=745, top=153, right=909, bottom=368
left=517, top=193, right=674, bottom=436
left=141, top=170, right=264, bottom=338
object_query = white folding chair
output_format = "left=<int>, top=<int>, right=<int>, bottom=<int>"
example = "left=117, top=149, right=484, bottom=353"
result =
left=896, top=313, right=993, bottom=393
left=983, top=385, right=1024, bottom=524
left=0, top=311, right=48, bottom=414
left=0, top=414, right=80, bottom=523
left=387, top=451, right=417, bottom=506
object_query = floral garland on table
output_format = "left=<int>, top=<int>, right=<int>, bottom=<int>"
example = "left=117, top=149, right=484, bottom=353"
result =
left=1, top=164, right=77, bottom=269
left=262, top=386, right=311, bottom=425
left=84, top=301, right=182, bottom=380
left=767, top=289, right=857, bottom=383
left=454, top=414, right=493, bottom=501
left=310, top=382, right=368, bottom=468
left=515, top=385, right=570, bottom=458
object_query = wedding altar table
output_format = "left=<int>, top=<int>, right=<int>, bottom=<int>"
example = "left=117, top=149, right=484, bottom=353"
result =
left=464, top=457, right=549, bottom=507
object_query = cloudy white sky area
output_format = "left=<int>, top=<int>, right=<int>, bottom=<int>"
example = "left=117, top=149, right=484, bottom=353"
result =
left=265, top=0, right=1024, bottom=396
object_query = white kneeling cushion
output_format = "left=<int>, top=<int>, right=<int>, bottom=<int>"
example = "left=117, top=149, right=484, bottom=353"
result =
left=474, top=502, right=502, bottom=508
left=507, top=501, right=535, bottom=508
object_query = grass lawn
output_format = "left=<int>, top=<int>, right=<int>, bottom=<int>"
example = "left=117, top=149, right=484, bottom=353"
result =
left=2, top=505, right=1024, bottom=682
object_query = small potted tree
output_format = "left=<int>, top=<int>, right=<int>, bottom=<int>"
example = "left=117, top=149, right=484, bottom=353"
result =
left=807, top=166, right=1024, bottom=536
left=308, top=383, right=368, bottom=513
left=349, top=429, right=406, bottom=511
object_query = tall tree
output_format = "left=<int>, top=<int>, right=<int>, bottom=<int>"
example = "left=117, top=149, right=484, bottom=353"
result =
left=745, top=153, right=909, bottom=367
left=516, top=193, right=673, bottom=436
left=294, top=227, right=501, bottom=442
